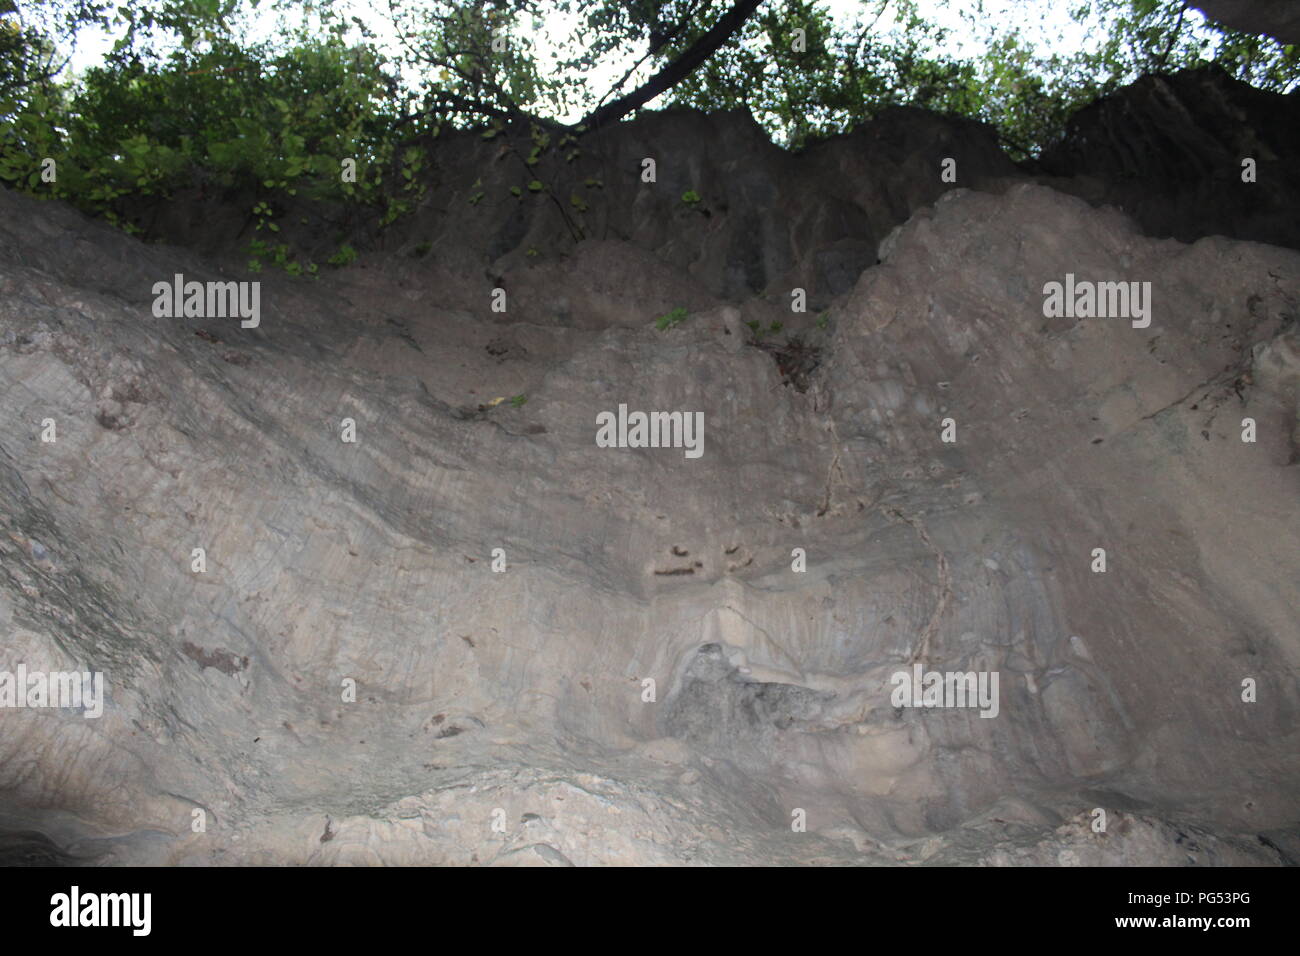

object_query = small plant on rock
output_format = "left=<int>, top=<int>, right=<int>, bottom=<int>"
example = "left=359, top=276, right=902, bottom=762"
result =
left=656, top=306, right=689, bottom=331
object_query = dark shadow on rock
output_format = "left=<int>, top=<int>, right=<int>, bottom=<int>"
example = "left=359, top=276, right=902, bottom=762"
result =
left=1036, top=66, right=1300, bottom=251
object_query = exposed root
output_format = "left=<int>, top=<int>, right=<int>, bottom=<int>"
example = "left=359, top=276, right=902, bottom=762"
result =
left=881, top=507, right=951, bottom=667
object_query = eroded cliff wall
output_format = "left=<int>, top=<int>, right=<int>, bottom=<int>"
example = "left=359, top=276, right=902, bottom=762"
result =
left=1, top=87, right=1298, bottom=865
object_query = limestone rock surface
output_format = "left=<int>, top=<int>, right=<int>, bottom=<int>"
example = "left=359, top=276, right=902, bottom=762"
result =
left=1, top=115, right=1298, bottom=866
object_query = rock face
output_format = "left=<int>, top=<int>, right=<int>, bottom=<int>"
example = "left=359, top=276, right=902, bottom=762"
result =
left=141, top=105, right=1024, bottom=315
left=1194, top=1, right=1300, bottom=45
left=1, top=101, right=1298, bottom=865
left=139, top=67, right=1300, bottom=290
left=1039, top=67, right=1300, bottom=252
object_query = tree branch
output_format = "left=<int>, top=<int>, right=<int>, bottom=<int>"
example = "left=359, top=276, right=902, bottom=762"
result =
left=1155, top=2, right=1188, bottom=71
left=577, top=0, right=766, bottom=131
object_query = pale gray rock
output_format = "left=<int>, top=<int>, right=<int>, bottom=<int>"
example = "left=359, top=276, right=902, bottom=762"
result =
left=0, top=153, right=1296, bottom=866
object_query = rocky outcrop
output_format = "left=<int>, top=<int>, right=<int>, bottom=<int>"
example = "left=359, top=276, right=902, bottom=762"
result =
left=1, top=102, right=1298, bottom=865
left=1039, top=67, right=1300, bottom=251
left=141, top=105, right=1024, bottom=315
left=134, top=67, right=1300, bottom=318
left=1194, top=0, right=1300, bottom=45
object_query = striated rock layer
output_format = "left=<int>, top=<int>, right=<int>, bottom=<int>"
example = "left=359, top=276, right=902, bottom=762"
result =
left=1, top=116, right=1298, bottom=865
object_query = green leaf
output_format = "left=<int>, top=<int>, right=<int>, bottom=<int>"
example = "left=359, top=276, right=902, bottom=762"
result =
left=655, top=307, right=688, bottom=331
